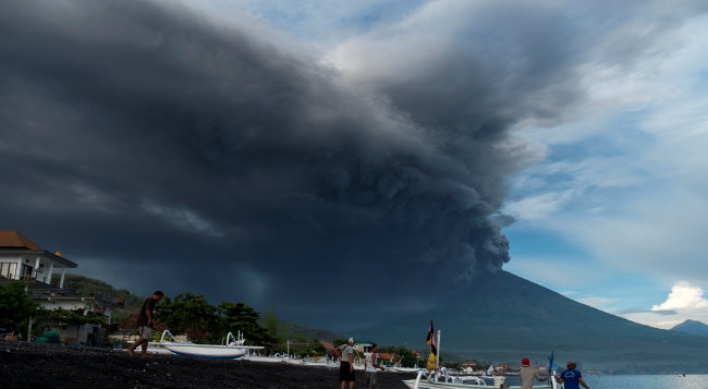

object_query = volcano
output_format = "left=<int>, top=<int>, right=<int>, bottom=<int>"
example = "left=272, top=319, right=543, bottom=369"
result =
left=354, top=271, right=708, bottom=373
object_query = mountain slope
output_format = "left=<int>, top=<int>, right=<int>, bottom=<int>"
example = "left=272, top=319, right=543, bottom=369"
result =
left=354, top=271, right=708, bottom=373
left=670, top=319, right=708, bottom=337
left=61, top=274, right=342, bottom=342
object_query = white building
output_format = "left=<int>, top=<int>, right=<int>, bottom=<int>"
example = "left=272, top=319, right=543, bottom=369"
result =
left=0, top=230, right=77, bottom=285
left=0, top=230, right=115, bottom=345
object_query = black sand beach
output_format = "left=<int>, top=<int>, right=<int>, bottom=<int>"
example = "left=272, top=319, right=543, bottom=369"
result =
left=0, top=340, right=414, bottom=389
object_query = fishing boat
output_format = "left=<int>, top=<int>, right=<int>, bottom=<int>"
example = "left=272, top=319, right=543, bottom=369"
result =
left=404, top=369, right=558, bottom=389
left=158, top=329, right=257, bottom=359
left=403, top=327, right=558, bottom=389
left=162, top=341, right=248, bottom=359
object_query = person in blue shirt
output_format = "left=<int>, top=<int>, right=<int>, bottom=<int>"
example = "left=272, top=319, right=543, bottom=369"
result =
left=557, top=361, right=590, bottom=389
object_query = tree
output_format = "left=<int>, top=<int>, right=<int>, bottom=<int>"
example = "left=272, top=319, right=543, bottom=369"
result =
left=39, top=307, right=106, bottom=325
left=156, top=293, right=221, bottom=342
left=0, top=282, right=39, bottom=333
left=290, top=338, right=327, bottom=357
left=263, top=306, right=287, bottom=350
left=380, top=345, right=420, bottom=367
left=218, top=302, right=273, bottom=345
left=308, top=338, right=327, bottom=356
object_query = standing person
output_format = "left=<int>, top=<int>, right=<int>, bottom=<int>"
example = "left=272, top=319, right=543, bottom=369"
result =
left=364, top=343, right=386, bottom=389
left=127, top=290, right=164, bottom=357
left=557, top=361, right=590, bottom=389
left=519, top=358, right=548, bottom=389
left=338, top=337, right=356, bottom=389
left=329, top=347, right=340, bottom=363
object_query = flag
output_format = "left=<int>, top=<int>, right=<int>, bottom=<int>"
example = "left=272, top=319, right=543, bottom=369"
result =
left=548, top=351, right=555, bottom=375
left=426, top=320, right=437, bottom=370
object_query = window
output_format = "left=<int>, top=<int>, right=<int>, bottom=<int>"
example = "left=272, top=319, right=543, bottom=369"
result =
left=0, top=262, right=18, bottom=279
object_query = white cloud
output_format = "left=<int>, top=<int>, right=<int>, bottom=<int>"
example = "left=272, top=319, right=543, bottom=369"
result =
left=651, top=281, right=708, bottom=311
left=506, top=12, right=708, bottom=296
left=620, top=281, right=708, bottom=329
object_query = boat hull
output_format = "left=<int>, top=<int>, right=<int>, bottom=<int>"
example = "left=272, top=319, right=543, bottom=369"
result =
left=162, top=342, right=248, bottom=359
left=403, top=379, right=553, bottom=389
left=394, top=367, right=426, bottom=373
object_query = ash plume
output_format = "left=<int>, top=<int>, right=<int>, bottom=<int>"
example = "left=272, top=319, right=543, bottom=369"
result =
left=0, top=0, right=602, bottom=325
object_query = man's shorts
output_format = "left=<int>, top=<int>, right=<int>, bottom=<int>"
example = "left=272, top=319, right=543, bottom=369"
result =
left=366, top=372, right=379, bottom=388
left=138, top=326, right=153, bottom=340
left=340, top=362, right=355, bottom=382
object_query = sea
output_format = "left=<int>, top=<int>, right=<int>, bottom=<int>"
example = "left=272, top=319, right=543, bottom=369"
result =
left=574, top=374, right=704, bottom=389
left=499, top=374, right=705, bottom=389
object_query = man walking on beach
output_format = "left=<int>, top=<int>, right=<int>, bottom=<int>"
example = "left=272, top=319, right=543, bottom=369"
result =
left=127, top=290, right=164, bottom=358
left=339, top=337, right=356, bottom=389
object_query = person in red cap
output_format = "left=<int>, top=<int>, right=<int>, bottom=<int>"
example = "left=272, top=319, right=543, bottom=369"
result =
left=519, top=357, right=549, bottom=389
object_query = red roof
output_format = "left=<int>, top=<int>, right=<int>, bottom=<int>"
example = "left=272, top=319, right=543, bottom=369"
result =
left=0, top=230, right=42, bottom=250
left=120, top=313, right=139, bottom=329
left=0, top=230, right=77, bottom=267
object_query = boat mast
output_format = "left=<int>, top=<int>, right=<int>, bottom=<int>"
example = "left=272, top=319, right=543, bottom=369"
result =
left=435, top=329, right=441, bottom=378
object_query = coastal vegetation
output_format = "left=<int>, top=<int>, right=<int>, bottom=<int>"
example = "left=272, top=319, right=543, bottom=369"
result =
left=0, top=281, right=106, bottom=341
left=3, top=275, right=349, bottom=357
left=8, top=274, right=708, bottom=373
left=0, top=281, right=38, bottom=334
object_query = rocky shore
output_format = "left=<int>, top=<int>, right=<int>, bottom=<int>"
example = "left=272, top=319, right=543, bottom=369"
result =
left=0, top=340, right=415, bottom=389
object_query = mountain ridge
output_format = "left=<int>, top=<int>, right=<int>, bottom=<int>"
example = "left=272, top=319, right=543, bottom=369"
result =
left=353, top=270, right=708, bottom=373
left=670, top=319, right=708, bottom=337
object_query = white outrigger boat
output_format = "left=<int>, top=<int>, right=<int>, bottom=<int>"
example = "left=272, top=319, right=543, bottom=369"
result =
left=403, top=329, right=559, bottom=389
left=393, top=366, right=426, bottom=374
left=404, top=369, right=558, bottom=389
left=158, top=329, right=262, bottom=359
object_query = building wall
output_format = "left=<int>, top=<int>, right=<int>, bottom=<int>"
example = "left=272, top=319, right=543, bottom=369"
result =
left=36, top=298, right=110, bottom=344
left=0, top=253, right=65, bottom=285
left=0, top=256, right=22, bottom=280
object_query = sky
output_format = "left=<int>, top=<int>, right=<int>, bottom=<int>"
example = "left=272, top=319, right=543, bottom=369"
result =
left=1, top=0, right=708, bottom=332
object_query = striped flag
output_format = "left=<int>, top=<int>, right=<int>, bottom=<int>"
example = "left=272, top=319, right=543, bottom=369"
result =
left=426, top=320, right=437, bottom=370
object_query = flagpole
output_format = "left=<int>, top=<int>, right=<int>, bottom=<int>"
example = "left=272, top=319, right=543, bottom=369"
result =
left=435, top=329, right=440, bottom=377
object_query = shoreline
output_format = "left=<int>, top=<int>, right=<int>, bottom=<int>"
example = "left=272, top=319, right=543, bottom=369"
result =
left=0, top=340, right=414, bottom=389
